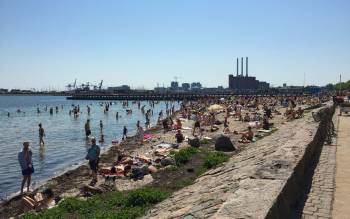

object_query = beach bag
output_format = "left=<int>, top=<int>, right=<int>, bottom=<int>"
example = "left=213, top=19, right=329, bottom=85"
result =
left=86, top=146, right=97, bottom=161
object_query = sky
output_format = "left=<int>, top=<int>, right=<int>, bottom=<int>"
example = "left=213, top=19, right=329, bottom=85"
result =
left=0, top=0, right=349, bottom=90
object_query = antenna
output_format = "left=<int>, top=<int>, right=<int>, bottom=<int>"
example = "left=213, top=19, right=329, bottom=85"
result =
left=174, top=76, right=181, bottom=83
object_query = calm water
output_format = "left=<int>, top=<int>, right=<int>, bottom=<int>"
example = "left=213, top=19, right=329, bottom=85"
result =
left=0, top=96, right=179, bottom=199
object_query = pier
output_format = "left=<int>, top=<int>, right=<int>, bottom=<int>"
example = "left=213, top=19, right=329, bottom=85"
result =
left=67, top=92, right=235, bottom=101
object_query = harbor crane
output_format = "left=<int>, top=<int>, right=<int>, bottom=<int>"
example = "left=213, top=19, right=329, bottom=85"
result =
left=92, top=80, right=103, bottom=90
left=66, top=79, right=77, bottom=91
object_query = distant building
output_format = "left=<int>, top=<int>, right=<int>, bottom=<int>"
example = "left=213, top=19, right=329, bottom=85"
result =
left=0, top=89, right=8, bottom=94
left=154, top=87, right=168, bottom=93
left=228, top=57, right=270, bottom=91
left=182, top=83, right=190, bottom=91
left=170, top=81, right=179, bottom=90
left=10, top=89, right=21, bottom=93
left=191, top=82, right=202, bottom=90
left=276, top=85, right=304, bottom=94
left=107, top=85, right=131, bottom=93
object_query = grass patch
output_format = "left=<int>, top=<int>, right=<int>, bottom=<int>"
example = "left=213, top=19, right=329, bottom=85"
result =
left=200, top=138, right=211, bottom=145
left=20, top=188, right=169, bottom=219
left=174, top=178, right=194, bottom=189
left=173, top=147, right=198, bottom=166
left=166, top=165, right=179, bottom=171
left=195, top=166, right=207, bottom=176
left=203, top=151, right=229, bottom=169
left=125, top=188, right=169, bottom=207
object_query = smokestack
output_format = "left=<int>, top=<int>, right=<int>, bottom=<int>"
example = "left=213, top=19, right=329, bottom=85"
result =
left=246, top=57, right=248, bottom=77
left=236, top=58, right=239, bottom=76
left=241, top=57, right=243, bottom=76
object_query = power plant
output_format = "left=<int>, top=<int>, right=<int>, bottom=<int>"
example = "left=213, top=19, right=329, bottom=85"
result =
left=228, top=57, right=269, bottom=91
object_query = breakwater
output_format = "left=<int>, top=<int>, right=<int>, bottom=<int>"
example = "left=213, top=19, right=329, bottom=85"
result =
left=143, top=104, right=335, bottom=219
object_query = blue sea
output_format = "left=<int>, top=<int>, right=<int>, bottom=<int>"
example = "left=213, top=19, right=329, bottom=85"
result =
left=0, top=96, right=179, bottom=200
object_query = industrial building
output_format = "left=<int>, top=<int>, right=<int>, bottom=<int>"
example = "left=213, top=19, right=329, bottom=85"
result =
left=228, top=57, right=270, bottom=91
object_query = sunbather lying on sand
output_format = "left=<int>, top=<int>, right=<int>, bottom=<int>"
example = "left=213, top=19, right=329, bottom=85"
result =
left=22, top=188, right=55, bottom=211
left=239, top=126, right=254, bottom=143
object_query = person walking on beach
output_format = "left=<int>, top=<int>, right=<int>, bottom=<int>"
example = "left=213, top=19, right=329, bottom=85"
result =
left=18, top=142, right=34, bottom=194
left=38, top=123, right=45, bottom=145
left=85, top=119, right=91, bottom=137
left=137, top=125, right=144, bottom=145
left=192, top=113, right=203, bottom=137
left=122, top=126, right=128, bottom=140
left=86, top=137, right=100, bottom=185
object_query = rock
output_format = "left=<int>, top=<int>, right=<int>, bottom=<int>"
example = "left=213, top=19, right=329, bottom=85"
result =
left=215, top=135, right=236, bottom=152
left=161, top=157, right=175, bottom=166
left=83, top=185, right=103, bottom=194
left=188, top=137, right=200, bottom=148
left=215, top=120, right=223, bottom=125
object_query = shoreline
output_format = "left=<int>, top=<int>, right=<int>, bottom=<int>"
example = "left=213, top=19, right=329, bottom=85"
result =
left=0, top=107, right=178, bottom=217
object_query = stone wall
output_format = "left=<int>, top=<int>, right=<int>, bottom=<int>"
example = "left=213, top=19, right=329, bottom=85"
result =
left=143, top=105, right=335, bottom=219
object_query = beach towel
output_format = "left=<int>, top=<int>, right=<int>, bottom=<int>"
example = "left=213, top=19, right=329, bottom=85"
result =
left=154, top=143, right=173, bottom=149
left=182, top=127, right=192, bottom=130
left=258, top=129, right=272, bottom=133
left=143, top=133, right=153, bottom=140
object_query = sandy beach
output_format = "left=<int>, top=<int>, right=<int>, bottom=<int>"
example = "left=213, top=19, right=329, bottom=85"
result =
left=0, top=97, right=322, bottom=219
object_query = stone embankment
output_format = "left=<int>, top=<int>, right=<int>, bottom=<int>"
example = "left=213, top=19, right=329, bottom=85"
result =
left=143, top=105, right=335, bottom=219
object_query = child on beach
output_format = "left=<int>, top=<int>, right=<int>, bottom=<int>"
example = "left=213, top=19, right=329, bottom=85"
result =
left=223, top=116, right=230, bottom=133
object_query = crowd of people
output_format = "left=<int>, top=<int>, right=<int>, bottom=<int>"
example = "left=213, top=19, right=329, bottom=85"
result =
left=14, top=94, right=331, bottom=212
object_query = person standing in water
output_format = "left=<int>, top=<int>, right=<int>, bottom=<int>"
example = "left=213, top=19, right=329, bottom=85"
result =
left=99, top=120, right=103, bottom=131
left=85, top=119, right=91, bottom=137
left=122, top=126, right=128, bottom=140
left=38, top=123, right=45, bottom=145
left=87, top=106, right=91, bottom=115
left=18, top=142, right=34, bottom=194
